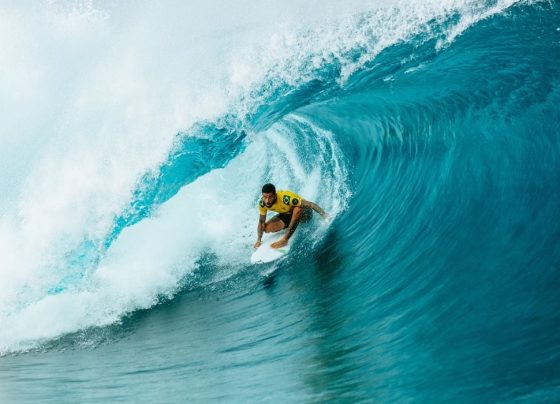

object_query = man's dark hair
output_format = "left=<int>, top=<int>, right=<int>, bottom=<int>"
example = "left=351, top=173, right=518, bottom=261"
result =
left=262, top=183, right=276, bottom=194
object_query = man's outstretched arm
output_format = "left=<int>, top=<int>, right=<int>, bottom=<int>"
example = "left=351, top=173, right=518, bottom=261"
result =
left=302, top=199, right=328, bottom=218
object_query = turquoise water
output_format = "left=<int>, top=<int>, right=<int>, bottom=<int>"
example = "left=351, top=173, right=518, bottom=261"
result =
left=1, top=1, right=560, bottom=402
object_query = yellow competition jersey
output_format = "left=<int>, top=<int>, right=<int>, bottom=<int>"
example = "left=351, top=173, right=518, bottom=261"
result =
left=258, top=190, right=302, bottom=215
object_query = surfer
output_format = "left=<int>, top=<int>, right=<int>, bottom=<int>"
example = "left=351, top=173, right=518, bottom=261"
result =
left=254, top=183, right=328, bottom=249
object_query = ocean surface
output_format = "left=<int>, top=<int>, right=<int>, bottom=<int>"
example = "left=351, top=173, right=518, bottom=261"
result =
left=1, top=0, right=559, bottom=402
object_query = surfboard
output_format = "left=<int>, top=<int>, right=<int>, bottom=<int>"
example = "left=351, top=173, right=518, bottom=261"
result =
left=251, top=230, right=291, bottom=264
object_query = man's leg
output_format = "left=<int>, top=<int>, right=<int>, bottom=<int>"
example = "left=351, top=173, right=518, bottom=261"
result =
left=270, top=209, right=301, bottom=249
left=264, top=216, right=287, bottom=233
left=285, top=207, right=303, bottom=239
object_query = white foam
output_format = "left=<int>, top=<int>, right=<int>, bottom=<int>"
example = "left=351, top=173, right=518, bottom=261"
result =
left=0, top=121, right=349, bottom=352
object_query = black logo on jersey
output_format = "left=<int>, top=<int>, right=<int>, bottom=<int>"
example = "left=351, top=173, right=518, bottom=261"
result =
left=259, top=199, right=265, bottom=208
left=283, top=195, right=291, bottom=205
left=292, top=198, right=299, bottom=206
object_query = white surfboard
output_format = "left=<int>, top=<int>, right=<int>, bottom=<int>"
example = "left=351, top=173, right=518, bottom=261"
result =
left=251, top=231, right=291, bottom=264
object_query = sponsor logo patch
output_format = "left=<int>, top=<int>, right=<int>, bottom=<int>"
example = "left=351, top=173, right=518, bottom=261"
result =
left=259, top=199, right=265, bottom=208
left=292, top=198, right=299, bottom=206
left=283, top=195, right=291, bottom=205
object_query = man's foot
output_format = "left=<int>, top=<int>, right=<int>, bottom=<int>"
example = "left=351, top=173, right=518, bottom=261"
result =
left=271, top=238, right=288, bottom=249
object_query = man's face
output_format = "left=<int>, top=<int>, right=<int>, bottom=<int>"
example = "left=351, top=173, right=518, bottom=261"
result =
left=262, top=192, right=276, bottom=208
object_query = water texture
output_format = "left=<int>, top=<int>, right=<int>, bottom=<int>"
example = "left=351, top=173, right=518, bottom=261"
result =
left=0, top=0, right=559, bottom=402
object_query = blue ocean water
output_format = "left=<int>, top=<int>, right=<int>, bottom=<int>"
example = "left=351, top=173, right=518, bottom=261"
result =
left=1, top=0, right=559, bottom=402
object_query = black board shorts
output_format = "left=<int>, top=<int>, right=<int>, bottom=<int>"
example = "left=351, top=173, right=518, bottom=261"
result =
left=275, top=208, right=312, bottom=228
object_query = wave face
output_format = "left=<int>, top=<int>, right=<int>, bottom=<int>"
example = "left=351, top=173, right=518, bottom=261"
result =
left=1, top=0, right=560, bottom=401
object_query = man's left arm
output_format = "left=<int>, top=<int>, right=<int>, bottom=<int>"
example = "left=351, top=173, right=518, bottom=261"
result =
left=301, top=199, right=328, bottom=219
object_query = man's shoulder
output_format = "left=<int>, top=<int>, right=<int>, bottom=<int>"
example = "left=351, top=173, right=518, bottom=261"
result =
left=277, top=190, right=302, bottom=206
left=277, top=189, right=299, bottom=196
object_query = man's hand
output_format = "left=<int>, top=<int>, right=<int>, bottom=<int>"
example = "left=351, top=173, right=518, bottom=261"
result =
left=271, top=238, right=288, bottom=249
left=254, top=240, right=262, bottom=249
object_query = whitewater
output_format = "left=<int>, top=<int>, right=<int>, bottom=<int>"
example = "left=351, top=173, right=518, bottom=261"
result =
left=1, top=0, right=559, bottom=402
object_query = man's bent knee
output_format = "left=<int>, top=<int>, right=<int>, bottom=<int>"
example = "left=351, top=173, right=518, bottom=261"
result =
left=264, top=222, right=276, bottom=233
